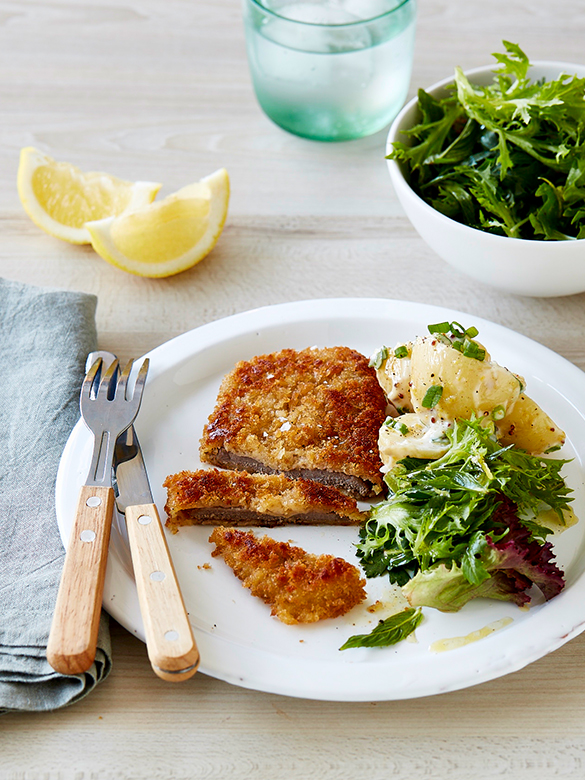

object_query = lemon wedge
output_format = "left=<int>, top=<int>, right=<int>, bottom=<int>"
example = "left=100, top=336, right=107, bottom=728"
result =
left=85, top=168, right=229, bottom=278
left=17, top=147, right=161, bottom=244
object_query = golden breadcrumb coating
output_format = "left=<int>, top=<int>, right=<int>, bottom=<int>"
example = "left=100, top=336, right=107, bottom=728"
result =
left=164, top=468, right=366, bottom=532
left=209, top=527, right=366, bottom=624
left=199, top=346, right=386, bottom=498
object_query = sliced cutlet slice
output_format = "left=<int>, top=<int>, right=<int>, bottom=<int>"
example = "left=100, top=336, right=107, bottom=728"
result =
left=199, top=346, right=386, bottom=499
left=209, top=526, right=366, bottom=624
left=163, top=468, right=366, bottom=533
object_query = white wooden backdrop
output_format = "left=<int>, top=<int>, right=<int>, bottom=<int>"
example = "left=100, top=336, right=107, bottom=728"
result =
left=2, top=1, right=585, bottom=777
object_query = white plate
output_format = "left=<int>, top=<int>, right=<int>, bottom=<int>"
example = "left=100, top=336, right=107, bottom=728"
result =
left=56, top=299, right=585, bottom=701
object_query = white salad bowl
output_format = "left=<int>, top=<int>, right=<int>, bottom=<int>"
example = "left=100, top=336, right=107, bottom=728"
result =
left=386, top=62, right=585, bottom=297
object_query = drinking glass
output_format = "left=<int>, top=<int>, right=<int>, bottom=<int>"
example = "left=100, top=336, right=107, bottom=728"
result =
left=242, top=0, right=417, bottom=142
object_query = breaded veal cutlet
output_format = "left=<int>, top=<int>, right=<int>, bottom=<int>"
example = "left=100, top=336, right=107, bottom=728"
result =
left=209, top=527, right=366, bottom=624
left=164, top=468, right=367, bottom=533
left=199, top=346, right=387, bottom=499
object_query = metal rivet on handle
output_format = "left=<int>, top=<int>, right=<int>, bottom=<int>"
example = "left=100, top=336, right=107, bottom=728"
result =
left=80, top=529, right=96, bottom=542
left=164, top=630, right=179, bottom=642
left=138, top=515, right=152, bottom=525
left=150, top=571, right=165, bottom=582
left=86, top=496, right=102, bottom=508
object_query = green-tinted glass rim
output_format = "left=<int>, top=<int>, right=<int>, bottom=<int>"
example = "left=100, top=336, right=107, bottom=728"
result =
left=247, top=0, right=414, bottom=27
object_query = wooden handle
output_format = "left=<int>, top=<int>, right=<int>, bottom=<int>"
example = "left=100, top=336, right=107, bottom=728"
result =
left=125, top=503, right=200, bottom=682
left=47, top=485, right=115, bottom=675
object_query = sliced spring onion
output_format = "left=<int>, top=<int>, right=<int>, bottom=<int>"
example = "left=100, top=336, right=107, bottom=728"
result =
left=427, top=322, right=483, bottom=359
left=421, top=385, right=443, bottom=409
left=492, top=405, right=506, bottom=420
left=383, top=417, right=410, bottom=435
left=462, top=339, right=486, bottom=361
left=428, top=321, right=450, bottom=334
left=450, top=321, right=466, bottom=338
left=369, top=346, right=388, bottom=370
left=394, top=345, right=409, bottom=359
left=436, top=333, right=452, bottom=347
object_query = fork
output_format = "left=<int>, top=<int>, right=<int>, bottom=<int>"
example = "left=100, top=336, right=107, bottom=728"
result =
left=47, top=357, right=149, bottom=675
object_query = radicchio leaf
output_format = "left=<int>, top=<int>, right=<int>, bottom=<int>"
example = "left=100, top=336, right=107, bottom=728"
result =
left=485, top=497, right=565, bottom=601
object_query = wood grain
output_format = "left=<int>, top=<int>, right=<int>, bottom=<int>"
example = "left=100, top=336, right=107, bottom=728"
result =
left=125, top=503, right=199, bottom=681
left=2, top=0, right=585, bottom=777
left=46, top=485, right=115, bottom=675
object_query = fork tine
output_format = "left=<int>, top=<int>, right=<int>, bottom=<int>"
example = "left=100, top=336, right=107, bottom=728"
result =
left=97, top=359, right=120, bottom=400
left=116, top=360, right=134, bottom=400
left=81, top=358, right=102, bottom=405
left=130, top=358, right=149, bottom=406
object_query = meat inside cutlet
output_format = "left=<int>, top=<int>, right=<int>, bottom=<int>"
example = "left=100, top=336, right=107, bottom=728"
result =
left=164, top=468, right=366, bottom=532
left=209, top=527, right=366, bottom=624
left=199, top=346, right=386, bottom=499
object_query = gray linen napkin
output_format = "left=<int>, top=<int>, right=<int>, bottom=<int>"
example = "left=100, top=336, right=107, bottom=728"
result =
left=0, top=277, right=112, bottom=712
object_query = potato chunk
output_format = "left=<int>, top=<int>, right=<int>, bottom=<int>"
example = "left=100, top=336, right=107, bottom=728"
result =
left=496, top=393, right=565, bottom=453
left=409, top=336, right=521, bottom=421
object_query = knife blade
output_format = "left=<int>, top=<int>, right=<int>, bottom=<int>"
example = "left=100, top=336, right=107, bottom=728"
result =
left=114, top=426, right=200, bottom=681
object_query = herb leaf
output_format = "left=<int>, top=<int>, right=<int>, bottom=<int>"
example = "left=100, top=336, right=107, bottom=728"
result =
left=339, top=608, right=423, bottom=650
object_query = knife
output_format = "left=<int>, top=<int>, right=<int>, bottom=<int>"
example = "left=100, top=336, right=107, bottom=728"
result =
left=93, top=351, right=200, bottom=681
left=115, top=425, right=200, bottom=681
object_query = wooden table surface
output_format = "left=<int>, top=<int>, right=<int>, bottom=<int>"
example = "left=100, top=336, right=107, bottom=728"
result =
left=2, top=1, right=585, bottom=777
